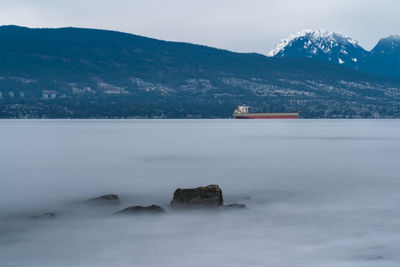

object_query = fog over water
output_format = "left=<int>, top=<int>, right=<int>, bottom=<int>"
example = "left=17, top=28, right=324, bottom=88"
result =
left=1, top=119, right=400, bottom=266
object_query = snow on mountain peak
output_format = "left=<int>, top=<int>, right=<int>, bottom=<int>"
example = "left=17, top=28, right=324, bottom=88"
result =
left=268, top=29, right=358, bottom=57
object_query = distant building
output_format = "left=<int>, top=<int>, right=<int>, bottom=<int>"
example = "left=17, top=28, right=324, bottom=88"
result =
left=83, top=87, right=93, bottom=93
left=72, top=87, right=94, bottom=95
left=19, top=92, right=25, bottom=98
left=42, top=90, right=57, bottom=99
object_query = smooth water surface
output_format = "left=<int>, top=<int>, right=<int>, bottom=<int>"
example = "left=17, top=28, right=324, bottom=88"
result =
left=1, top=119, right=400, bottom=267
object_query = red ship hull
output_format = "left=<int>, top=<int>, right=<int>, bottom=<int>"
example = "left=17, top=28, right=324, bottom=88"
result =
left=233, top=113, right=299, bottom=119
left=234, top=115, right=299, bottom=119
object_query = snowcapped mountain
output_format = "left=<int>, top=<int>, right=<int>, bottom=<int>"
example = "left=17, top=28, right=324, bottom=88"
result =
left=268, top=30, right=400, bottom=78
left=268, top=29, right=368, bottom=68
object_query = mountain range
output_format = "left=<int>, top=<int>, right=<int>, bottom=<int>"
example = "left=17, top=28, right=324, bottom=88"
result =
left=268, top=29, right=400, bottom=79
left=1, top=26, right=400, bottom=118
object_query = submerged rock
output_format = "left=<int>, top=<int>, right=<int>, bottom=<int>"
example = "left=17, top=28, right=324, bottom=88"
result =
left=171, top=184, right=223, bottom=208
left=114, top=205, right=165, bottom=215
left=224, top=203, right=247, bottom=209
left=366, top=256, right=385, bottom=261
left=30, top=212, right=57, bottom=219
left=86, top=194, right=121, bottom=206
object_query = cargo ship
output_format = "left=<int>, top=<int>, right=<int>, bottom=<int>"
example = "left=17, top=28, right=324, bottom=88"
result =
left=233, top=105, right=299, bottom=119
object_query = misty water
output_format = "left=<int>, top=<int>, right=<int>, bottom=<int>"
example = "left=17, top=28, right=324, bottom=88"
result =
left=1, top=119, right=400, bottom=267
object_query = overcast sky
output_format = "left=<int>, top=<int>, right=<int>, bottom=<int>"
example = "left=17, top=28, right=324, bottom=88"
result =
left=0, top=0, right=399, bottom=54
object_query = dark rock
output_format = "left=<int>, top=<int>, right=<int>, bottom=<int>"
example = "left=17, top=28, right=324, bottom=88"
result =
left=86, top=194, right=121, bottom=206
left=114, top=205, right=165, bottom=215
left=30, top=212, right=57, bottom=219
left=224, top=203, right=247, bottom=209
left=171, top=184, right=223, bottom=208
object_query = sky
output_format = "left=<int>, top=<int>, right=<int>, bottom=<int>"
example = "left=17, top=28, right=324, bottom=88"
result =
left=0, top=0, right=399, bottom=54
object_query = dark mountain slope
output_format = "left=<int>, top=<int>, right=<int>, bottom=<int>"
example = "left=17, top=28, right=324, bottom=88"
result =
left=367, top=35, right=400, bottom=78
left=1, top=26, right=400, bottom=118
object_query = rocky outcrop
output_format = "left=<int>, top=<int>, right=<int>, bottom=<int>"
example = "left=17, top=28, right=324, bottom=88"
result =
left=30, top=212, right=57, bottom=219
left=171, top=184, right=223, bottom=208
left=114, top=205, right=165, bottom=215
left=86, top=194, right=121, bottom=205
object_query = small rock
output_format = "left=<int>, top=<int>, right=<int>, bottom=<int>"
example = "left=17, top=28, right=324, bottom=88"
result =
left=224, top=203, right=247, bottom=209
left=30, top=212, right=57, bottom=219
left=366, top=256, right=385, bottom=261
left=114, top=205, right=165, bottom=215
left=171, top=184, right=223, bottom=208
left=86, top=194, right=121, bottom=205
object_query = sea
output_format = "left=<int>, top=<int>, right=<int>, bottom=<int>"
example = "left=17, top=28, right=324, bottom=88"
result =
left=1, top=119, right=400, bottom=267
